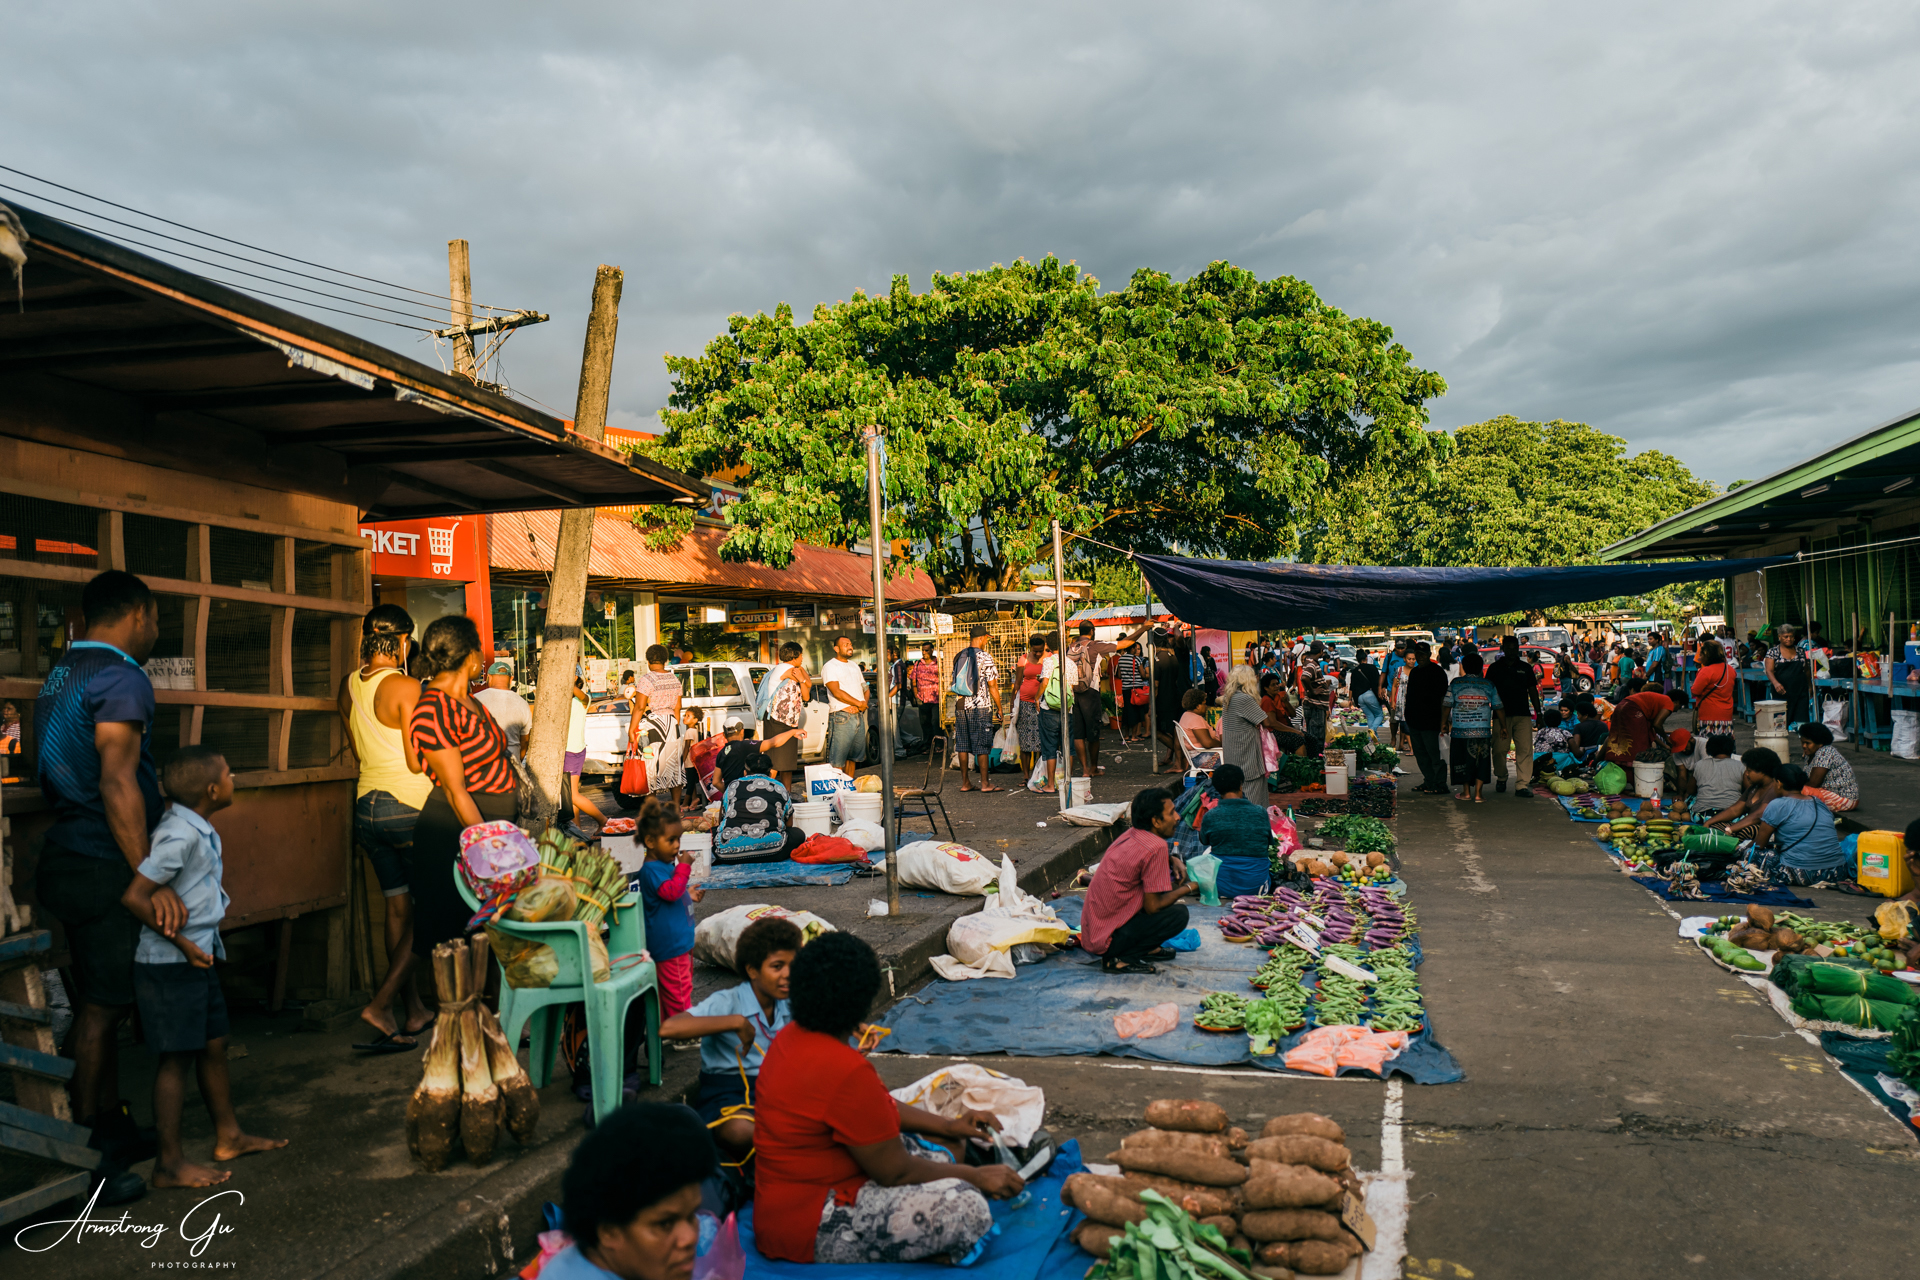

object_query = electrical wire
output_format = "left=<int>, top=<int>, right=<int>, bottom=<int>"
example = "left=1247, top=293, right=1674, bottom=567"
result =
left=0, top=163, right=514, bottom=313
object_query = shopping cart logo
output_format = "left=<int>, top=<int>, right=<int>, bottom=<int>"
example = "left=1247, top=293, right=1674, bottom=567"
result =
left=428, top=524, right=457, bottom=575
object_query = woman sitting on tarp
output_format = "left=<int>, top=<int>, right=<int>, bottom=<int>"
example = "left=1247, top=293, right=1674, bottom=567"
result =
left=1602, top=685, right=1675, bottom=769
left=1740, top=764, right=1852, bottom=886
left=753, top=932, right=1023, bottom=1264
left=1197, top=764, right=1273, bottom=898
left=713, top=753, right=804, bottom=864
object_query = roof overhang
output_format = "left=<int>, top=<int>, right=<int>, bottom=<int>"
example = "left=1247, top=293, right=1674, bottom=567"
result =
left=1598, top=406, right=1920, bottom=561
left=0, top=202, right=705, bottom=519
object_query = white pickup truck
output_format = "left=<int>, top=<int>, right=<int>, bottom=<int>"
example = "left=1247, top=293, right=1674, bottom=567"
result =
left=580, top=661, right=834, bottom=775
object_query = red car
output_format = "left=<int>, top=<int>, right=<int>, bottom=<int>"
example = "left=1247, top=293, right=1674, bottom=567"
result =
left=1477, top=645, right=1596, bottom=694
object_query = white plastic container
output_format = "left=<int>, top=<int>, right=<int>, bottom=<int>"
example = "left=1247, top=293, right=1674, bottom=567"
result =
left=602, top=832, right=645, bottom=874
left=680, top=831, right=713, bottom=882
left=1754, top=732, right=1792, bottom=763
left=838, top=792, right=885, bottom=828
left=1342, top=749, right=1359, bottom=780
left=1064, top=776, right=1092, bottom=807
left=1324, top=763, right=1350, bottom=796
left=791, top=801, right=833, bottom=838
left=1754, top=700, right=1787, bottom=736
left=1632, top=760, right=1665, bottom=801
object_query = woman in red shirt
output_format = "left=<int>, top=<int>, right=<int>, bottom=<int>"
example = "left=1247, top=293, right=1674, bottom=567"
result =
left=406, top=615, right=518, bottom=959
left=753, top=933, right=1022, bottom=1264
left=1690, top=638, right=1737, bottom=736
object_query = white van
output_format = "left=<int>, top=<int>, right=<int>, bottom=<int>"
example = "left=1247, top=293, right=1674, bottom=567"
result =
left=581, top=661, right=833, bottom=774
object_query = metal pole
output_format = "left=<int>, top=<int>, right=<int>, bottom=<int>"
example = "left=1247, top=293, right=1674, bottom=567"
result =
left=1144, top=566, right=1159, bottom=774
left=866, top=428, right=898, bottom=914
left=1852, top=610, right=1862, bottom=757
left=1052, top=520, right=1071, bottom=813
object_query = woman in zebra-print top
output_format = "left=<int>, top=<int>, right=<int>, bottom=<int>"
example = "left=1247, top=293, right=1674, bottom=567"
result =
left=405, top=615, right=519, bottom=959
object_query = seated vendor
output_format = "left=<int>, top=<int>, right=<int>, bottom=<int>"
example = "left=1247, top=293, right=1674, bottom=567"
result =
left=1571, top=703, right=1609, bottom=751
left=1080, top=788, right=1198, bottom=975
left=1197, top=764, right=1272, bottom=899
left=1798, top=722, right=1859, bottom=814
left=753, top=931, right=1023, bottom=1265
left=1701, top=747, right=1785, bottom=837
left=658, top=915, right=800, bottom=1158
left=1689, top=734, right=1746, bottom=814
left=1532, top=707, right=1576, bottom=755
left=715, top=752, right=805, bottom=863
left=1744, top=764, right=1852, bottom=886
left=547, top=1102, right=715, bottom=1280
left=1177, top=687, right=1219, bottom=762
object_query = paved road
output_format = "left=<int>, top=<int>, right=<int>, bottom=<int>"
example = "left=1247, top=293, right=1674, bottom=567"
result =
left=873, top=778, right=1920, bottom=1280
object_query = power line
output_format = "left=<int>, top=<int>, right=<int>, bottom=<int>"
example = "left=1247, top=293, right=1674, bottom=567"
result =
left=0, top=163, right=515, bottom=313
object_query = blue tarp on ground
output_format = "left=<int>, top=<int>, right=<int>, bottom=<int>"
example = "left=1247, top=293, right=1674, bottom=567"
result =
left=1818, top=1032, right=1920, bottom=1135
left=1557, top=795, right=1662, bottom=823
left=1589, top=834, right=1816, bottom=906
left=878, top=902, right=1465, bottom=1083
left=696, top=856, right=881, bottom=890
left=1133, top=551, right=1792, bottom=632
left=739, top=1140, right=1085, bottom=1280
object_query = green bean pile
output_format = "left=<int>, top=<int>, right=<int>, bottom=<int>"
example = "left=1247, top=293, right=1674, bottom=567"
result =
left=1194, top=991, right=1252, bottom=1030
left=1313, top=943, right=1370, bottom=1026
left=1367, top=945, right=1425, bottom=1032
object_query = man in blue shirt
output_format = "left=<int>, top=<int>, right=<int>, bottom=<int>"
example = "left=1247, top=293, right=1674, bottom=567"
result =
left=33, top=570, right=179, bottom=1203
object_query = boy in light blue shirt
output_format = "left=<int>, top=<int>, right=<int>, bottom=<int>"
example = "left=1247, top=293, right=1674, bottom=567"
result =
left=658, top=915, right=801, bottom=1158
left=122, top=746, right=286, bottom=1189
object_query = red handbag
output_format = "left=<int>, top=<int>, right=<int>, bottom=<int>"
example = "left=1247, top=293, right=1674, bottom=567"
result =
left=621, top=722, right=649, bottom=795
left=1129, top=686, right=1150, bottom=706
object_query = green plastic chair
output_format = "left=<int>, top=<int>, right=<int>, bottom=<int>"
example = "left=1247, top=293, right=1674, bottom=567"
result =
left=454, top=869, right=662, bottom=1124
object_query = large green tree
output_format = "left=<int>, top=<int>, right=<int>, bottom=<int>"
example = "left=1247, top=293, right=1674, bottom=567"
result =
left=633, top=258, right=1445, bottom=592
left=1305, top=415, right=1715, bottom=568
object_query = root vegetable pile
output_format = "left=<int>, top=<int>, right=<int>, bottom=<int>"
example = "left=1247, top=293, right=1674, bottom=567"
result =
left=405, top=938, right=539, bottom=1171
left=1076, top=1100, right=1370, bottom=1277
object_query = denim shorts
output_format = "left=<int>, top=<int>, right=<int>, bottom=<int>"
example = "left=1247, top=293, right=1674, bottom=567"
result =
left=353, top=790, right=420, bottom=897
left=827, top=710, right=868, bottom=769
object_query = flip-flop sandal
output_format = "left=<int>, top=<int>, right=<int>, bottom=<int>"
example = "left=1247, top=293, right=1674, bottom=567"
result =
left=979, top=786, right=1007, bottom=793
left=1102, top=957, right=1158, bottom=975
left=1830, top=879, right=1879, bottom=896
left=1144, top=947, right=1177, bottom=960
left=352, top=1030, right=418, bottom=1054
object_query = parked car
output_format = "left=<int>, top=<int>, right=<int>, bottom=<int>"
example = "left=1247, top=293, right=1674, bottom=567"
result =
left=1477, top=645, right=1596, bottom=695
left=580, top=661, right=833, bottom=775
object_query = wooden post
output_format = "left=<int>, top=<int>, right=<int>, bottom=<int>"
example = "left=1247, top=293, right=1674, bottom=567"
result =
left=1852, top=610, right=1862, bottom=755
left=1144, top=567, right=1158, bottom=774
left=525, top=265, right=622, bottom=833
left=448, top=239, right=476, bottom=381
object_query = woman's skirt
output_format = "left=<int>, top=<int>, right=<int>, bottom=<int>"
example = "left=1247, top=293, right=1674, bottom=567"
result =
left=1016, top=698, right=1042, bottom=752
left=409, top=789, right=518, bottom=958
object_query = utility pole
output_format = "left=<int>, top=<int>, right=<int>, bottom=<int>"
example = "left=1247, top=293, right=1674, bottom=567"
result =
left=866, top=427, right=899, bottom=915
left=447, top=239, right=476, bottom=380
left=1052, top=520, right=1071, bottom=813
left=1144, top=566, right=1159, bottom=774
left=525, top=264, right=623, bottom=833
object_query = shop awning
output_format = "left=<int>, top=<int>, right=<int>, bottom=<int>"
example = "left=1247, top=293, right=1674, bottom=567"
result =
left=1133, top=552, right=1793, bottom=632
left=1, top=202, right=705, bottom=520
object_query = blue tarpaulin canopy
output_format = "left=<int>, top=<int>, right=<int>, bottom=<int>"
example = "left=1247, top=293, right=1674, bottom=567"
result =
left=1133, top=552, right=1793, bottom=631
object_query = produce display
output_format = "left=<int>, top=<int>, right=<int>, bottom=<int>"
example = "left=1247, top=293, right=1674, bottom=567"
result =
left=406, top=938, right=539, bottom=1171
left=1071, top=1100, right=1369, bottom=1276
left=1195, top=991, right=1253, bottom=1031
left=1315, top=813, right=1397, bottom=857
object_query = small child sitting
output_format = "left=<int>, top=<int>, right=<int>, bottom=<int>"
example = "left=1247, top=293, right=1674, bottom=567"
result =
left=121, top=747, right=286, bottom=1188
left=1532, top=707, right=1576, bottom=755
left=658, top=915, right=800, bottom=1155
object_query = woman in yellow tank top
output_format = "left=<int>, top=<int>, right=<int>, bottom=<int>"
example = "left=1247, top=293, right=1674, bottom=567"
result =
left=336, top=604, right=434, bottom=1050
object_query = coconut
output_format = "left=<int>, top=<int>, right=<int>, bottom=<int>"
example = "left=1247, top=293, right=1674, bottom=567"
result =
left=1327, top=851, right=1349, bottom=867
left=1747, top=905, right=1776, bottom=931
left=1365, top=852, right=1387, bottom=868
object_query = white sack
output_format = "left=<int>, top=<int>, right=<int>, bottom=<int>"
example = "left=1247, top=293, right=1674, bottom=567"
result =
left=692, top=904, right=835, bottom=971
left=896, top=840, right=998, bottom=895
left=888, top=1062, right=1047, bottom=1148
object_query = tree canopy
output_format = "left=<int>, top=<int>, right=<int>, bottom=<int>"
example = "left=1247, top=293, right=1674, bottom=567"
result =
left=1305, top=415, right=1715, bottom=568
left=634, top=257, right=1445, bottom=592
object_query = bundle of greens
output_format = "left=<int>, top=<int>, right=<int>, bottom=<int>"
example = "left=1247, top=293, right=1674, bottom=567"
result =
left=1889, top=1010, right=1920, bottom=1087
left=1316, top=814, right=1396, bottom=856
left=1279, top=754, right=1323, bottom=785
left=1789, top=990, right=1911, bottom=1030
left=1089, top=1190, right=1257, bottom=1280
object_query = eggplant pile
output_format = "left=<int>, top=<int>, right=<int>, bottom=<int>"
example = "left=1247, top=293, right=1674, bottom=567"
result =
left=1311, top=881, right=1360, bottom=945
left=1354, top=886, right=1413, bottom=949
left=1217, top=889, right=1314, bottom=946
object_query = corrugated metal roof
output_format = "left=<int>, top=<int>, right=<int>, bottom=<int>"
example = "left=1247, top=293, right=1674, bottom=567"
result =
left=490, top=508, right=938, bottom=602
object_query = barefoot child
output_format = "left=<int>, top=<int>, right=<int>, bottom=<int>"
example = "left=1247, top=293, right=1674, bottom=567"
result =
left=635, top=797, right=700, bottom=1026
left=658, top=915, right=800, bottom=1156
left=121, top=747, right=286, bottom=1187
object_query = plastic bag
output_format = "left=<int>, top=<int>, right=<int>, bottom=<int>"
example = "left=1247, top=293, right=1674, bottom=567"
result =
left=1594, top=763, right=1629, bottom=795
left=693, top=904, right=836, bottom=971
left=930, top=855, right=1072, bottom=979
left=888, top=1063, right=1047, bottom=1147
left=1114, top=1003, right=1179, bottom=1039
left=1822, top=696, right=1850, bottom=742
left=486, top=925, right=560, bottom=989
left=506, top=875, right=578, bottom=923
left=692, top=1212, right=745, bottom=1280
left=896, top=840, right=998, bottom=895
left=836, top=819, right=886, bottom=851
left=1267, top=807, right=1300, bottom=859
left=1893, top=710, right=1920, bottom=760
left=1187, top=851, right=1222, bottom=906
left=805, top=763, right=856, bottom=803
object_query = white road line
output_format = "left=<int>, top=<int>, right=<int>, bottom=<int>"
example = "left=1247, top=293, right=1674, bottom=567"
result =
left=1361, top=1077, right=1411, bottom=1280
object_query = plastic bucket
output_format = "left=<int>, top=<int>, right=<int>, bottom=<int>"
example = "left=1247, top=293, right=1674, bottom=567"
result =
left=792, top=801, right=833, bottom=838
left=1632, top=760, right=1664, bottom=799
left=1754, top=700, right=1787, bottom=736
left=1754, top=733, right=1791, bottom=763
left=1324, top=763, right=1349, bottom=796
left=1065, top=776, right=1092, bottom=807
left=839, top=793, right=885, bottom=827
left=1342, top=750, right=1359, bottom=779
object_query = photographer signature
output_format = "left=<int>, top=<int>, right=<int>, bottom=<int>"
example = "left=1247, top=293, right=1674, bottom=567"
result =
left=14, top=1181, right=240, bottom=1257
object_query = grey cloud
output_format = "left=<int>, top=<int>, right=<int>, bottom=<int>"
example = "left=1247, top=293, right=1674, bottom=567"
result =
left=9, top=1, right=1920, bottom=484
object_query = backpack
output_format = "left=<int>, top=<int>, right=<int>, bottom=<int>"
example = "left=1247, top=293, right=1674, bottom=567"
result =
left=1187, top=654, right=1206, bottom=685
left=950, top=647, right=978, bottom=698
left=1041, top=653, right=1080, bottom=709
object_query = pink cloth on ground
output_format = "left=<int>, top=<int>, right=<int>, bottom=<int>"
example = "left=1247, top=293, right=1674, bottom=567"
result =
left=1113, top=1002, right=1180, bottom=1040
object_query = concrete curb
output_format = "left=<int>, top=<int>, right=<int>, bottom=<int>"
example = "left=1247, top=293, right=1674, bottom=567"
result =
left=320, top=816, right=1123, bottom=1279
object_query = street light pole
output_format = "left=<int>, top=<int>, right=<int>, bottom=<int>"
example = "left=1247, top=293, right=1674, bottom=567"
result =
left=1052, top=519, right=1071, bottom=813
left=866, top=426, right=899, bottom=914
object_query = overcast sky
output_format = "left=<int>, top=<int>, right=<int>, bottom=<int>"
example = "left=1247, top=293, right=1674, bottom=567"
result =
left=11, top=1, right=1920, bottom=485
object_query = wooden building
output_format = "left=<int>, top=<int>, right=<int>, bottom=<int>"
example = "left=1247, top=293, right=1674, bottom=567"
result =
left=0, top=202, right=701, bottom=1008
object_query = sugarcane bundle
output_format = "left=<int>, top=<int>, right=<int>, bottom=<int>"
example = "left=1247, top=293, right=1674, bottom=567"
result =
left=468, top=938, right=540, bottom=1144
left=407, top=944, right=463, bottom=1170
left=455, top=939, right=502, bottom=1163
